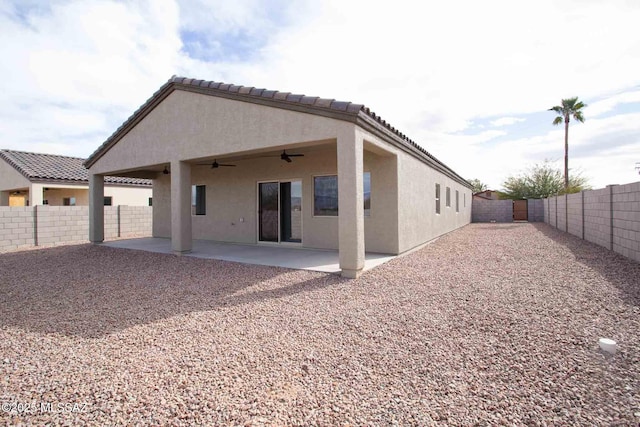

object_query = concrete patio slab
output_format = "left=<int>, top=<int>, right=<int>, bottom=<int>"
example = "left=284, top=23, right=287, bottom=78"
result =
left=103, top=237, right=395, bottom=273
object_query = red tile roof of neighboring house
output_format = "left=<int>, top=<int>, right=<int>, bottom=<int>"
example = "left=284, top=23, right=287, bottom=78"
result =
left=84, top=76, right=472, bottom=188
left=0, top=149, right=151, bottom=186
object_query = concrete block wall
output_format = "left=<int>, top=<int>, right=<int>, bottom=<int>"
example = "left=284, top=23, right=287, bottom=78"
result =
left=0, top=207, right=35, bottom=252
left=0, top=206, right=152, bottom=252
left=104, top=206, right=119, bottom=240
left=528, top=199, right=545, bottom=222
left=471, top=199, right=513, bottom=222
left=556, top=195, right=567, bottom=232
left=548, top=196, right=557, bottom=228
left=583, top=187, right=612, bottom=249
left=543, top=199, right=549, bottom=223
left=120, top=206, right=152, bottom=236
left=472, top=199, right=544, bottom=223
left=612, top=182, right=640, bottom=262
left=566, top=192, right=583, bottom=239
left=36, top=206, right=89, bottom=247
left=543, top=181, right=640, bottom=264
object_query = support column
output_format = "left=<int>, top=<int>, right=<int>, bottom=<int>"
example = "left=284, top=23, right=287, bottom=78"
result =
left=171, top=161, right=192, bottom=254
left=29, top=183, right=44, bottom=206
left=337, top=130, right=365, bottom=278
left=89, top=174, right=104, bottom=243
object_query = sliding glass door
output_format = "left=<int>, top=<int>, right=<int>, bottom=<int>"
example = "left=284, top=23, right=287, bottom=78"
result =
left=258, top=180, right=302, bottom=243
left=258, top=182, right=279, bottom=242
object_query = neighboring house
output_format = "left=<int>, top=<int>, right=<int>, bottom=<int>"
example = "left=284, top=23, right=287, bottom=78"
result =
left=85, top=76, right=473, bottom=278
left=473, top=190, right=500, bottom=200
left=0, top=150, right=152, bottom=206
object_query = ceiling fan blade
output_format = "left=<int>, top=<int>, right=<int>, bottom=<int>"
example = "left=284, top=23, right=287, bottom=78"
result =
left=220, top=164, right=236, bottom=167
left=285, top=157, right=292, bottom=163
left=288, top=154, right=304, bottom=157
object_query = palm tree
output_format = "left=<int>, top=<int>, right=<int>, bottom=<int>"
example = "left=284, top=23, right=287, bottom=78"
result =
left=549, top=97, right=587, bottom=190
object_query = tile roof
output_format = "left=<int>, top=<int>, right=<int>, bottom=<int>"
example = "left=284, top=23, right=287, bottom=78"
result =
left=85, top=76, right=471, bottom=188
left=0, top=149, right=151, bottom=186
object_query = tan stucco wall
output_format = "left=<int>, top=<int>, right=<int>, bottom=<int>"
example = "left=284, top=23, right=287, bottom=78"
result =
left=151, top=145, right=399, bottom=253
left=43, top=187, right=88, bottom=205
left=0, top=160, right=30, bottom=192
left=104, top=185, right=152, bottom=206
left=42, top=184, right=151, bottom=206
left=396, top=150, right=472, bottom=252
left=89, top=90, right=355, bottom=175
left=152, top=174, right=171, bottom=238
left=90, top=88, right=471, bottom=256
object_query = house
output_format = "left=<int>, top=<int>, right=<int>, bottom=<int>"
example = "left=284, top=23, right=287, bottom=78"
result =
left=84, top=76, right=472, bottom=278
left=0, top=150, right=152, bottom=206
left=473, top=189, right=500, bottom=200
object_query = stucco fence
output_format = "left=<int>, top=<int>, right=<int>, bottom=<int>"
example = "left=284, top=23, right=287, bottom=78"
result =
left=472, top=198, right=544, bottom=223
left=543, top=181, right=640, bottom=263
left=0, top=206, right=152, bottom=253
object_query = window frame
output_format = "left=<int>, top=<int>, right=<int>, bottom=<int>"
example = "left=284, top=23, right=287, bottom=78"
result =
left=191, top=185, right=206, bottom=216
left=313, top=175, right=339, bottom=217
left=312, top=173, right=372, bottom=218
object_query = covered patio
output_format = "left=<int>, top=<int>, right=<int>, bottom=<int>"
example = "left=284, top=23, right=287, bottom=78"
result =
left=103, top=237, right=396, bottom=273
left=84, top=76, right=471, bottom=278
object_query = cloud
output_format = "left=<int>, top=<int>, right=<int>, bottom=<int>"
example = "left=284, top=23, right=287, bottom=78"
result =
left=453, top=112, right=640, bottom=190
left=0, top=0, right=182, bottom=156
left=586, top=89, right=640, bottom=117
left=490, top=117, right=525, bottom=127
left=0, top=0, right=639, bottom=193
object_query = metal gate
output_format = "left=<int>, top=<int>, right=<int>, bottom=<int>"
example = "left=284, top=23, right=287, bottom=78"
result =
left=513, top=199, right=528, bottom=221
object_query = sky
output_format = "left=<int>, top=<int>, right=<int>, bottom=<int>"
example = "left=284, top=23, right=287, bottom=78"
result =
left=1, top=0, right=639, bottom=190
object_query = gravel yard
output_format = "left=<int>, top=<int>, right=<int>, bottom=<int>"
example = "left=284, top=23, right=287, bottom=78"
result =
left=1, top=223, right=638, bottom=426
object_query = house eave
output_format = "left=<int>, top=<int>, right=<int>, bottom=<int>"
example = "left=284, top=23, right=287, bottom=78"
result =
left=83, top=81, right=363, bottom=170
left=84, top=77, right=472, bottom=190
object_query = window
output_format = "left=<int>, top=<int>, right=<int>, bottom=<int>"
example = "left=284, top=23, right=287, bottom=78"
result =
left=314, top=176, right=338, bottom=216
left=191, top=185, right=206, bottom=215
left=43, top=200, right=49, bottom=205
left=104, top=196, right=112, bottom=206
left=363, top=172, right=371, bottom=217
left=455, top=190, right=459, bottom=213
left=148, top=197, right=153, bottom=207
left=63, top=197, right=76, bottom=206
left=435, top=184, right=441, bottom=214
left=446, top=187, right=451, bottom=208
left=313, top=173, right=372, bottom=217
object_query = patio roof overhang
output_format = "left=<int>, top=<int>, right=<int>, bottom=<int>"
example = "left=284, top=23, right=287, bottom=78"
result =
left=84, top=76, right=471, bottom=189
